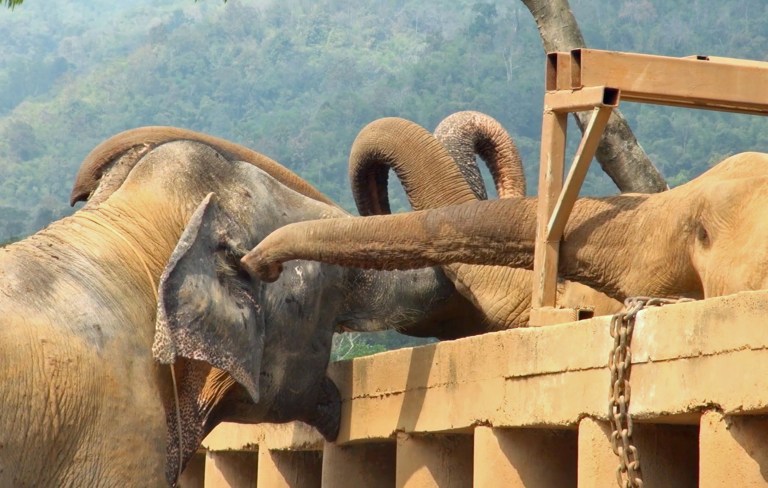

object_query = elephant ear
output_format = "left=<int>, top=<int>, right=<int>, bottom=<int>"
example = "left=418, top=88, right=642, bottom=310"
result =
left=154, top=192, right=264, bottom=403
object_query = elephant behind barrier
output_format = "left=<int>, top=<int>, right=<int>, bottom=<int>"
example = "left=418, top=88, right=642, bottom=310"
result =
left=1, top=131, right=480, bottom=486
left=348, top=113, right=621, bottom=331
left=243, top=118, right=768, bottom=307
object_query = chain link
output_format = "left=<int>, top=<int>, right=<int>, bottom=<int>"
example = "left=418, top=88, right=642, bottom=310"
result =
left=608, top=296, right=695, bottom=488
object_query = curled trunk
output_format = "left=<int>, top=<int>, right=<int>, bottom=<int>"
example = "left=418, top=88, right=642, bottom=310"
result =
left=346, top=117, right=542, bottom=329
left=433, top=111, right=526, bottom=199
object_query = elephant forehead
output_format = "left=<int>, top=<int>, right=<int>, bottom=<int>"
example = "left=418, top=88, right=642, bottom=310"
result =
left=698, top=177, right=768, bottom=215
left=698, top=151, right=768, bottom=181
left=229, top=162, right=347, bottom=216
left=120, top=140, right=235, bottom=195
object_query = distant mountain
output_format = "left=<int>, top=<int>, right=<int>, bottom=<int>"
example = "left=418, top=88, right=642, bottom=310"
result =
left=1, top=0, right=767, bottom=242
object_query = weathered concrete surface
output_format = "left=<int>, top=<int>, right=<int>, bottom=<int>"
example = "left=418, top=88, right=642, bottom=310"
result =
left=474, top=426, right=576, bottom=487
left=396, top=433, right=473, bottom=487
left=577, top=417, right=698, bottom=487
left=257, top=449, right=321, bottom=487
left=203, top=421, right=322, bottom=452
left=178, top=451, right=205, bottom=488
left=203, top=451, right=257, bottom=488
left=700, top=410, right=768, bottom=487
left=201, top=291, right=768, bottom=486
left=322, top=442, right=394, bottom=487
left=324, top=291, right=768, bottom=441
left=576, top=418, right=616, bottom=488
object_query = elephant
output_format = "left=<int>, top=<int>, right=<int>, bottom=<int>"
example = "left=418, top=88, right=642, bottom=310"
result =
left=345, top=115, right=621, bottom=330
left=1, top=128, right=481, bottom=486
left=241, top=118, right=768, bottom=312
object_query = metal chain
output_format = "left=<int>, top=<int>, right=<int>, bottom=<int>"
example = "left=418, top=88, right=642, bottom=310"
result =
left=608, top=296, right=694, bottom=488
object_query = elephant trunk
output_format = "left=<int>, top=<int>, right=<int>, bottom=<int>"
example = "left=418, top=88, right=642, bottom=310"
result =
left=434, top=111, right=526, bottom=199
left=241, top=198, right=539, bottom=282
left=346, top=115, right=543, bottom=329
left=242, top=191, right=693, bottom=303
left=349, top=117, right=478, bottom=215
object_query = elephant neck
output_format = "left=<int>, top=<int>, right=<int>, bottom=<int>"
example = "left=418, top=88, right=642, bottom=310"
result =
left=558, top=191, right=691, bottom=300
left=18, top=193, right=183, bottom=325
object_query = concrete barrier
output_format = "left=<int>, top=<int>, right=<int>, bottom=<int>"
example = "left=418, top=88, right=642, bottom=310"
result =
left=191, top=290, right=768, bottom=487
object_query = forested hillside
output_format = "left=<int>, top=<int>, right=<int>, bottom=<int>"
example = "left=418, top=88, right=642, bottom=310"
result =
left=1, top=0, right=767, bottom=245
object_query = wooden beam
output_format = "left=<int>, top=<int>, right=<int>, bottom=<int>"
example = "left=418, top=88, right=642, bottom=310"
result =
left=556, top=53, right=572, bottom=91
left=684, top=54, right=768, bottom=69
left=544, top=86, right=619, bottom=113
left=547, top=105, right=612, bottom=242
left=571, top=49, right=768, bottom=115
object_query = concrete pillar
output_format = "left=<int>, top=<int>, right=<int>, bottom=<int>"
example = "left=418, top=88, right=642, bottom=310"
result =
left=178, top=451, right=205, bottom=488
left=204, top=451, right=257, bottom=488
left=577, top=418, right=616, bottom=487
left=700, top=410, right=768, bottom=487
left=256, top=449, right=321, bottom=487
left=396, top=433, right=473, bottom=488
left=321, top=441, right=395, bottom=488
left=578, top=417, right=698, bottom=488
left=474, top=426, right=576, bottom=487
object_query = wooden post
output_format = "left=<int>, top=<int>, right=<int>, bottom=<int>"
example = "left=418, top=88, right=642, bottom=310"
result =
left=531, top=109, right=567, bottom=312
left=547, top=105, right=613, bottom=242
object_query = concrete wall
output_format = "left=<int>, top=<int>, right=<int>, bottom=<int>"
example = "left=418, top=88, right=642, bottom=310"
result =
left=192, top=291, right=768, bottom=487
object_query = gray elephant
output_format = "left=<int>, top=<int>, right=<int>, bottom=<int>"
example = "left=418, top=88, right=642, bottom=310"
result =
left=1, top=127, right=479, bottom=486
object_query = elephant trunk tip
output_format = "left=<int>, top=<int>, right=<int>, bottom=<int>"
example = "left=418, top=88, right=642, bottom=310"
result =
left=240, top=251, right=283, bottom=283
left=69, top=185, right=89, bottom=206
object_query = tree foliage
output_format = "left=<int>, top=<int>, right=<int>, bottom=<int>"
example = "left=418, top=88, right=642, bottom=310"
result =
left=3, top=0, right=23, bottom=9
left=1, top=0, right=767, bottom=246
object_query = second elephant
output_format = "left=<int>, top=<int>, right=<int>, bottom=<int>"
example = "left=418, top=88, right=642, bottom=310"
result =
left=242, top=123, right=768, bottom=311
left=348, top=115, right=620, bottom=331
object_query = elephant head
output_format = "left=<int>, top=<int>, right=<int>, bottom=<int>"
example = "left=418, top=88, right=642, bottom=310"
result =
left=332, top=116, right=620, bottom=330
left=72, top=126, right=485, bottom=340
left=243, top=144, right=768, bottom=303
left=3, top=138, right=286, bottom=485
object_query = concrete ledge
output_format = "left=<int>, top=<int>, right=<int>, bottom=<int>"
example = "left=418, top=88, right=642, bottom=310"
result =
left=203, top=421, right=322, bottom=452
left=204, top=290, right=768, bottom=449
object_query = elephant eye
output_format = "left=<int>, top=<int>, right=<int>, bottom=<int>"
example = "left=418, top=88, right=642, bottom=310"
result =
left=696, top=223, right=710, bottom=246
